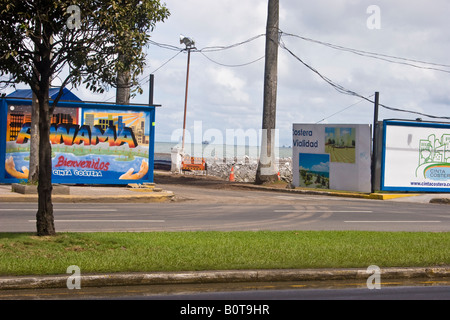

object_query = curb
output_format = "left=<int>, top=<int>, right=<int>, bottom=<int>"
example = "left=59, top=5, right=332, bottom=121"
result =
left=1, top=267, right=449, bottom=290
left=0, top=191, right=174, bottom=203
left=233, top=184, right=421, bottom=201
left=430, top=198, right=450, bottom=204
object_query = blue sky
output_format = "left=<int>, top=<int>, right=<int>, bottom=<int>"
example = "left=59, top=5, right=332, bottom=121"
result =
left=299, top=153, right=330, bottom=173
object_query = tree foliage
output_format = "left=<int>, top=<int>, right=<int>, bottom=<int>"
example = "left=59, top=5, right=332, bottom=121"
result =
left=0, top=0, right=169, bottom=101
left=0, top=0, right=170, bottom=235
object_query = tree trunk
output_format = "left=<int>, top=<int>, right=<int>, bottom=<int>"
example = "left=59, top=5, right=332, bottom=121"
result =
left=116, top=69, right=131, bottom=104
left=28, top=20, right=41, bottom=184
left=36, top=85, right=55, bottom=236
left=28, top=92, right=39, bottom=183
left=116, top=51, right=131, bottom=105
left=255, top=0, right=279, bottom=185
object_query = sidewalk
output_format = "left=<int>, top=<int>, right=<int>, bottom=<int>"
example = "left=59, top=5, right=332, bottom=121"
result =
left=233, top=183, right=450, bottom=204
left=0, top=181, right=174, bottom=203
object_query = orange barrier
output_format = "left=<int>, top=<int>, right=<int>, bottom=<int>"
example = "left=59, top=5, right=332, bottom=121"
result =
left=182, top=157, right=206, bottom=171
left=229, top=166, right=235, bottom=182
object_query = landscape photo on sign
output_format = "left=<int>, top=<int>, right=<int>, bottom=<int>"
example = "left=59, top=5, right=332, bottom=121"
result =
left=298, top=153, right=330, bottom=189
left=324, top=127, right=356, bottom=163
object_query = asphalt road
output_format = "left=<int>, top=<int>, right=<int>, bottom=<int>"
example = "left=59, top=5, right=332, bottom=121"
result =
left=1, top=279, right=449, bottom=301
left=1, top=180, right=449, bottom=301
left=133, top=285, right=450, bottom=300
left=0, top=185, right=449, bottom=232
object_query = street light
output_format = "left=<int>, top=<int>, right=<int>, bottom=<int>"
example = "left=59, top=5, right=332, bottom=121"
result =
left=180, top=35, right=195, bottom=154
left=180, top=35, right=195, bottom=49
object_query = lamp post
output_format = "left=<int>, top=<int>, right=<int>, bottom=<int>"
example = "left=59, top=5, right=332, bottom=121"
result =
left=180, top=35, right=195, bottom=154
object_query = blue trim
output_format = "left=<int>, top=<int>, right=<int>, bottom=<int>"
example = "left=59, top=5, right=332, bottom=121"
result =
left=0, top=99, right=7, bottom=182
left=148, top=108, right=156, bottom=183
left=380, top=120, right=388, bottom=191
left=381, top=120, right=450, bottom=192
left=4, top=98, right=160, bottom=110
left=7, top=88, right=82, bottom=102
left=380, top=185, right=450, bottom=193
left=383, top=120, right=450, bottom=129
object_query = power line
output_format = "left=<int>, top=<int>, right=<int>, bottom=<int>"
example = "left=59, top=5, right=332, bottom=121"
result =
left=147, top=40, right=183, bottom=52
left=279, top=39, right=450, bottom=120
left=196, top=34, right=265, bottom=53
left=147, top=34, right=265, bottom=54
left=199, top=52, right=264, bottom=68
left=316, top=95, right=374, bottom=123
left=141, top=33, right=450, bottom=120
left=140, top=50, right=184, bottom=85
left=140, top=35, right=265, bottom=83
left=280, top=31, right=450, bottom=74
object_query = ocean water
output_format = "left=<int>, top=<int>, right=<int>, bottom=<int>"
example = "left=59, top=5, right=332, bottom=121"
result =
left=154, top=141, right=293, bottom=159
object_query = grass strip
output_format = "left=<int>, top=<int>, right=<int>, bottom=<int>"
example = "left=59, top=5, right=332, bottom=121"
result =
left=0, top=231, right=449, bottom=276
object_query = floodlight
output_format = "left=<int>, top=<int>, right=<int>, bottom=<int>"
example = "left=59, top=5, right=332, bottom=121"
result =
left=180, top=35, right=195, bottom=48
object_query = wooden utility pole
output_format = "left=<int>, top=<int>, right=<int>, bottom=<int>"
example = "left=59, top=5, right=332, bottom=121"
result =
left=182, top=48, right=191, bottom=153
left=255, top=0, right=279, bottom=184
left=149, top=74, right=154, bottom=105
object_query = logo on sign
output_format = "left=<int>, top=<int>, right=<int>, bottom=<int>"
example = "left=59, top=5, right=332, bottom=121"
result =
left=417, top=133, right=450, bottom=181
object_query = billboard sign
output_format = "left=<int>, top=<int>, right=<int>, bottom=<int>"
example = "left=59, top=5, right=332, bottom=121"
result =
left=381, top=120, right=450, bottom=192
left=292, top=123, right=372, bottom=193
left=1, top=98, right=156, bottom=184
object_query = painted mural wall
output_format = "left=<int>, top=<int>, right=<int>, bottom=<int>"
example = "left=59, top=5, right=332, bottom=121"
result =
left=1, top=99, right=155, bottom=184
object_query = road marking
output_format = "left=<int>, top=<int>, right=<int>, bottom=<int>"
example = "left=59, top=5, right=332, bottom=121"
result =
left=345, top=220, right=442, bottom=223
left=275, top=210, right=373, bottom=213
left=273, top=196, right=349, bottom=201
left=28, top=219, right=165, bottom=223
left=274, top=196, right=320, bottom=201
left=0, top=209, right=37, bottom=211
left=1, top=209, right=118, bottom=212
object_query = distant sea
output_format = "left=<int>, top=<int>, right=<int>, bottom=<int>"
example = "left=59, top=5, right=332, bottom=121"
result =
left=154, top=141, right=293, bottom=159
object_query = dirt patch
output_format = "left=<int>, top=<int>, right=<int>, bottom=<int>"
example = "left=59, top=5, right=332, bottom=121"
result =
left=154, top=171, right=235, bottom=189
left=154, top=171, right=290, bottom=191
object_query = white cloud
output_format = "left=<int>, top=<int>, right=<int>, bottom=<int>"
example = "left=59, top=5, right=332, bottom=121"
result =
left=311, top=162, right=330, bottom=173
left=5, top=1, right=450, bottom=146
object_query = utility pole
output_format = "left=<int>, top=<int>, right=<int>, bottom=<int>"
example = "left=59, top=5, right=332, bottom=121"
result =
left=149, top=74, right=154, bottom=105
left=371, top=92, right=380, bottom=193
left=255, top=0, right=279, bottom=184
left=182, top=47, right=191, bottom=153
left=179, top=35, right=195, bottom=154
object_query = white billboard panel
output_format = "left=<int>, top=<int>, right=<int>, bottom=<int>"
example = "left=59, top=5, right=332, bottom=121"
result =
left=381, top=120, right=450, bottom=192
left=292, top=124, right=372, bottom=193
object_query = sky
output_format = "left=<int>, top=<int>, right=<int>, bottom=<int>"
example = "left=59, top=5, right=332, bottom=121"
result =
left=299, top=153, right=330, bottom=173
left=5, top=0, right=450, bottom=147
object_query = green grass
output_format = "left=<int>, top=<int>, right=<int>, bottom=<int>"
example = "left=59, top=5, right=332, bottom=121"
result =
left=0, top=231, right=449, bottom=276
